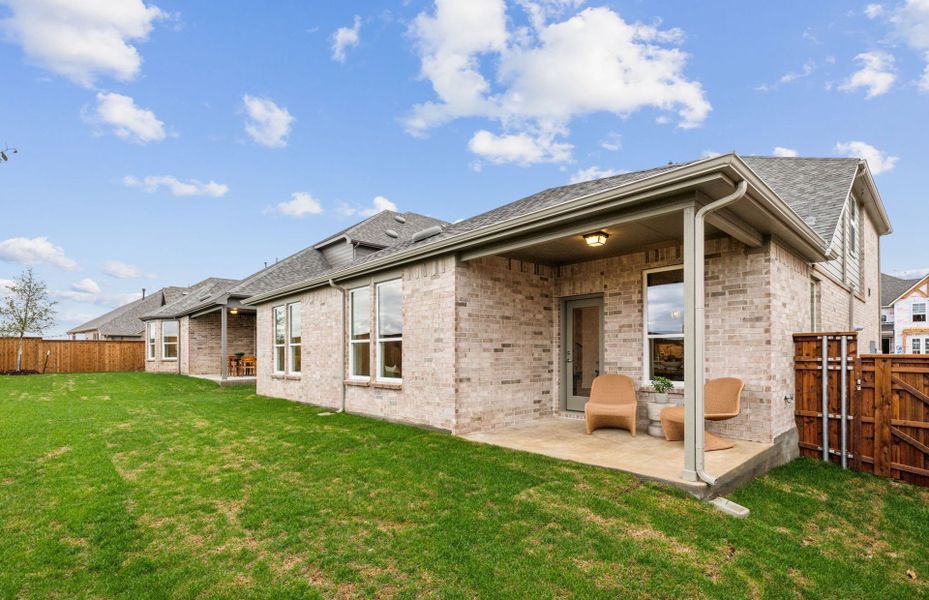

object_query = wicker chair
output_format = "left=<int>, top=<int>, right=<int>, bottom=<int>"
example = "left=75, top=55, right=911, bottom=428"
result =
left=240, top=355, right=257, bottom=376
left=584, top=374, right=638, bottom=436
left=659, top=377, right=743, bottom=451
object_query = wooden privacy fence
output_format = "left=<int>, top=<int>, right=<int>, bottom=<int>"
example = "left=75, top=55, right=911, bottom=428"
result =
left=0, top=338, right=144, bottom=373
left=794, top=332, right=929, bottom=488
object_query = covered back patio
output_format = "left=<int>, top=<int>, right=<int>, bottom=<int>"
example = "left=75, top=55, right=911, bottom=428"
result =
left=185, top=301, right=257, bottom=384
left=452, top=160, right=824, bottom=494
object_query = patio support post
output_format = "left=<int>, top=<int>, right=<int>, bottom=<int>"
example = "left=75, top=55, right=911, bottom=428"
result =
left=220, top=306, right=228, bottom=381
left=682, top=206, right=698, bottom=482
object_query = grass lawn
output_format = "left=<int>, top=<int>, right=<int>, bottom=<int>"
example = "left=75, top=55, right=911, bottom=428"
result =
left=0, top=374, right=927, bottom=599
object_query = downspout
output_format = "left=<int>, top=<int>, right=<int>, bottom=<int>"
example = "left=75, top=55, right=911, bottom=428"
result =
left=328, top=279, right=347, bottom=413
left=693, top=180, right=749, bottom=486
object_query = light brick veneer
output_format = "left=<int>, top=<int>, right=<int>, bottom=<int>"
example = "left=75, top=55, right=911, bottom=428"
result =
left=253, top=221, right=881, bottom=445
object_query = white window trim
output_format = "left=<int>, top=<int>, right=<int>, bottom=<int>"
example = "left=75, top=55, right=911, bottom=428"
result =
left=375, top=279, right=403, bottom=383
left=348, top=287, right=371, bottom=380
left=272, top=305, right=286, bottom=374
left=913, top=302, right=926, bottom=323
left=286, top=302, right=301, bottom=376
left=642, top=265, right=685, bottom=388
left=161, top=320, right=178, bottom=361
left=146, top=322, right=156, bottom=360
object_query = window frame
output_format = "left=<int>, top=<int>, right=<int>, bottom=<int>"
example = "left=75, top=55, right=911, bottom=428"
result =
left=375, top=279, right=403, bottom=383
left=348, top=286, right=371, bottom=380
left=913, top=302, right=926, bottom=323
left=287, top=302, right=301, bottom=375
left=272, top=305, right=286, bottom=374
left=642, top=265, right=685, bottom=387
left=161, top=320, right=179, bottom=361
left=913, top=338, right=922, bottom=355
left=146, top=322, right=156, bottom=360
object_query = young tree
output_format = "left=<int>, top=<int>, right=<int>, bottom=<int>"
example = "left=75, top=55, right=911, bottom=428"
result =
left=0, top=268, right=57, bottom=370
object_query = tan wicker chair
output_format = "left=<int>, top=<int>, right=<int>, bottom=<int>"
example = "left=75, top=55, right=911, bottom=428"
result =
left=584, top=374, right=638, bottom=436
left=659, top=377, right=744, bottom=451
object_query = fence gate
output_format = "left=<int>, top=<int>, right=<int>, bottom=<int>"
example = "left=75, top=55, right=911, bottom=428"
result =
left=794, top=332, right=929, bottom=488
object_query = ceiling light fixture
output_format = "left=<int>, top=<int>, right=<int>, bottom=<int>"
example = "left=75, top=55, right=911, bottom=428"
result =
left=229, top=307, right=239, bottom=315
left=584, top=231, right=609, bottom=247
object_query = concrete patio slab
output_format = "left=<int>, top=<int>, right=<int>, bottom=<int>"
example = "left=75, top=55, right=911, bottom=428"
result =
left=461, top=417, right=778, bottom=498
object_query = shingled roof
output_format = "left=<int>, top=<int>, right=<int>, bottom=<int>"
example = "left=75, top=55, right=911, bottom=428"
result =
left=299, top=154, right=863, bottom=277
left=315, top=210, right=449, bottom=249
left=142, top=278, right=238, bottom=320
left=67, top=286, right=187, bottom=337
left=741, top=156, right=859, bottom=242
left=881, top=273, right=924, bottom=307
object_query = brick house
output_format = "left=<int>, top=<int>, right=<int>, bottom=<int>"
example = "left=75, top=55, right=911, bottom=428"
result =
left=242, top=153, right=891, bottom=483
left=139, top=212, right=445, bottom=379
left=880, top=272, right=929, bottom=354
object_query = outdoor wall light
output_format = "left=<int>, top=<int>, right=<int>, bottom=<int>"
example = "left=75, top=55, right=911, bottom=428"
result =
left=584, top=231, right=609, bottom=247
left=229, top=307, right=239, bottom=315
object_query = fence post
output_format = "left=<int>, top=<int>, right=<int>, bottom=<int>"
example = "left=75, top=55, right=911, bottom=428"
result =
left=874, top=356, right=893, bottom=477
left=821, top=335, right=830, bottom=462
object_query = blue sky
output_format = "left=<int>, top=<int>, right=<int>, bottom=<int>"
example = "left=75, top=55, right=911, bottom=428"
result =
left=1, top=0, right=927, bottom=335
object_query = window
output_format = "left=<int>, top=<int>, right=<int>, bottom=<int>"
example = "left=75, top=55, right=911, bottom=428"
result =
left=162, top=321, right=178, bottom=359
left=644, top=268, right=684, bottom=382
left=273, top=306, right=286, bottom=373
left=914, top=303, right=926, bottom=323
left=913, top=338, right=922, bottom=354
left=146, top=323, right=156, bottom=360
left=287, top=302, right=301, bottom=373
left=349, top=287, right=371, bottom=378
left=881, top=313, right=888, bottom=323
left=376, top=280, right=403, bottom=380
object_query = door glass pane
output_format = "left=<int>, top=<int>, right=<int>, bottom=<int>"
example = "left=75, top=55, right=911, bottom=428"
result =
left=571, top=305, right=600, bottom=397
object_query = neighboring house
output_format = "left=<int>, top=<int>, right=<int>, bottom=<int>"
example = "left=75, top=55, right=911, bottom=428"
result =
left=67, top=287, right=187, bottom=340
left=880, top=272, right=929, bottom=354
left=140, top=211, right=447, bottom=378
left=240, top=153, right=891, bottom=481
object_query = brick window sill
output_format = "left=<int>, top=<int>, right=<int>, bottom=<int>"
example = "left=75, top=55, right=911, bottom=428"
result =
left=373, top=381, right=402, bottom=391
left=344, top=379, right=370, bottom=387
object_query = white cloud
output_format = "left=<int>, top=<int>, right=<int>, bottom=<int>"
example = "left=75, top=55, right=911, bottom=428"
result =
left=700, top=149, right=722, bottom=159
left=865, top=4, right=884, bottom=19
left=103, top=260, right=154, bottom=279
left=338, top=195, right=398, bottom=218
left=599, top=132, right=622, bottom=152
left=835, top=140, right=898, bottom=174
left=0, top=278, right=14, bottom=297
left=405, top=2, right=709, bottom=164
left=888, top=0, right=929, bottom=90
left=123, top=175, right=229, bottom=197
left=840, top=51, right=896, bottom=97
left=755, top=59, right=816, bottom=92
left=891, top=267, right=929, bottom=279
left=0, top=236, right=77, bottom=270
left=0, top=0, right=165, bottom=86
left=242, top=95, right=294, bottom=148
left=468, top=129, right=572, bottom=165
left=331, top=15, right=361, bottom=62
left=53, top=280, right=140, bottom=307
left=71, top=278, right=100, bottom=294
left=277, top=192, right=323, bottom=218
left=569, top=166, right=626, bottom=183
left=772, top=146, right=799, bottom=157
left=86, top=92, right=166, bottom=143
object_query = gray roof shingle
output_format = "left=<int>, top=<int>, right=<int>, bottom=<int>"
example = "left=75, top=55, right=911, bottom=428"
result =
left=316, top=210, right=449, bottom=249
left=67, top=286, right=187, bottom=336
left=740, top=156, right=860, bottom=242
left=881, top=273, right=922, bottom=307
left=142, top=278, right=238, bottom=319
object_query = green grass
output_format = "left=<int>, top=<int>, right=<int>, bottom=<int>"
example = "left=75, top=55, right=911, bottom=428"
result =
left=0, top=374, right=927, bottom=599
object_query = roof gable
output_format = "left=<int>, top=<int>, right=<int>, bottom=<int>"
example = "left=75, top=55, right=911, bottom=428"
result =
left=881, top=273, right=926, bottom=307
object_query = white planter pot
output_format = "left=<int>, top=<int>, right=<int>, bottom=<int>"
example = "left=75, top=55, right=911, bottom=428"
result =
left=646, top=401, right=669, bottom=422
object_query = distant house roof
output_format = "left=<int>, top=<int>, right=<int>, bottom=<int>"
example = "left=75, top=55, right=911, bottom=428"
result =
left=67, top=286, right=187, bottom=337
left=243, top=152, right=892, bottom=306
left=141, top=278, right=238, bottom=320
left=881, top=273, right=925, bottom=307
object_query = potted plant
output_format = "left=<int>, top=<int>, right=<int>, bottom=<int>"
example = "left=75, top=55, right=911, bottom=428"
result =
left=651, top=377, right=673, bottom=403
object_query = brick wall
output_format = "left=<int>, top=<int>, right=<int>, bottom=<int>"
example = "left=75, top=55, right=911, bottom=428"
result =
left=186, top=311, right=256, bottom=375
left=455, top=256, right=555, bottom=434
left=344, top=257, right=458, bottom=430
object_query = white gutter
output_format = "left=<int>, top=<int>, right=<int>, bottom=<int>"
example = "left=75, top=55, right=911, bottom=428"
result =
left=692, top=180, right=748, bottom=486
left=328, top=279, right=347, bottom=413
